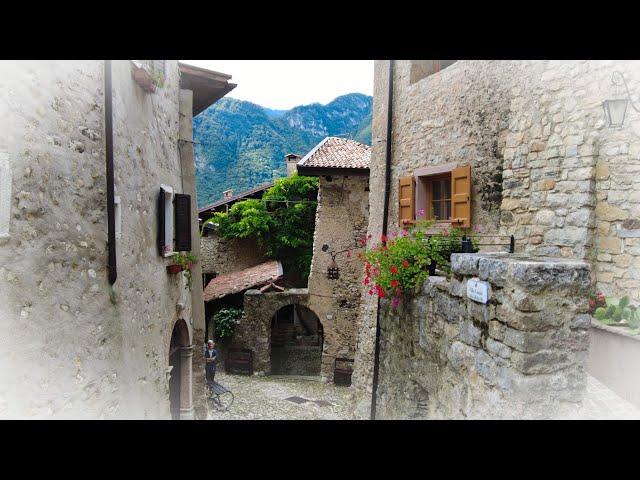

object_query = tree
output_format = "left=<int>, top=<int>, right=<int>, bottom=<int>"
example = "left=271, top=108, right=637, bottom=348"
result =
left=202, top=174, right=319, bottom=283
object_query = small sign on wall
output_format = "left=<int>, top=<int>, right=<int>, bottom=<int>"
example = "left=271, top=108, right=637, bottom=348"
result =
left=467, top=278, right=491, bottom=304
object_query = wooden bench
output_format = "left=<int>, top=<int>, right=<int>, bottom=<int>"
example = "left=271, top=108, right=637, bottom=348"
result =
left=225, top=347, right=253, bottom=375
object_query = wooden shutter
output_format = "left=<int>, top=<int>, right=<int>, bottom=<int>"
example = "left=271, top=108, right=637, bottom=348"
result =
left=451, top=165, right=472, bottom=228
left=157, top=187, right=166, bottom=256
left=174, top=193, right=192, bottom=252
left=398, top=176, right=415, bottom=227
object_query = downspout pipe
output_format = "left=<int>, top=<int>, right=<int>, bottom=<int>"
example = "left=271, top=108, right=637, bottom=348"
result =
left=370, top=59, right=394, bottom=420
left=105, top=60, right=117, bottom=285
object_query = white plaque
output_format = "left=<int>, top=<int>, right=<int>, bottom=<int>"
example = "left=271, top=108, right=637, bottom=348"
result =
left=467, top=278, right=490, bottom=304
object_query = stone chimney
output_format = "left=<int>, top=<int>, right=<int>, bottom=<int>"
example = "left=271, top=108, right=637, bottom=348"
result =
left=223, top=189, right=234, bottom=200
left=285, top=153, right=301, bottom=177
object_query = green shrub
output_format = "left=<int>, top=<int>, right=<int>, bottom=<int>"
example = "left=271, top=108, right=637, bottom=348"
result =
left=594, top=295, right=640, bottom=334
left=212, top=307, right=243, bottom=341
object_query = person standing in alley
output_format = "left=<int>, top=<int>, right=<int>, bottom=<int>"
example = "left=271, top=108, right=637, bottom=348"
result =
left=205, top=340, right=218, bottom=387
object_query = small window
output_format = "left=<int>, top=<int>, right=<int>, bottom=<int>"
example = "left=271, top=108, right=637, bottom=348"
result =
left=400, top=164, right=472, bottom=228
left=158, top=185, right=174, bottom=257
left=409, top=60, right=457, bottom=84
left=0, top=155, right=11, bottom=238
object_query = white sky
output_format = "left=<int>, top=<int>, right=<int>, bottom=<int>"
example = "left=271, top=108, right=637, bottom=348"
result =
left=181, top=60, right=374, bottom=110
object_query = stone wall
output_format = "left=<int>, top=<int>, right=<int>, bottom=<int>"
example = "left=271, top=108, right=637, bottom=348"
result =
left=306, top=175, right=369, bottom=380
left=228, top=288, right=311, bottom=374
left=374, top=253, right=591, bottom=419
left=200, top=233, right=268, bottom=276
left=351, top=60, right=640, bottom=418
left=0, top=60, right=195, bottom=419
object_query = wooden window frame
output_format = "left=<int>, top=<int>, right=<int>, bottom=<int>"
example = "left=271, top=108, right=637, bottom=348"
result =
left=410, top=163, right=472, bottom=228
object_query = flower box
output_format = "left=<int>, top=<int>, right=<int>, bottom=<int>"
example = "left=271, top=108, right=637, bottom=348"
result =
left=131, top=62, right=157, bottom=93
left=166, top=264, right=183, bottom=275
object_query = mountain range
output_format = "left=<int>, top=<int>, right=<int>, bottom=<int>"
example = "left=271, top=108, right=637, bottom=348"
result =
left=193, top=93, right=373, bottom=207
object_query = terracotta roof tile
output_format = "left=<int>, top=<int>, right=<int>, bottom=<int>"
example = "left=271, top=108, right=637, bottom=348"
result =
left=203, top=260, right=283, bottom=301
left=297, top=137, right=371, bottom=170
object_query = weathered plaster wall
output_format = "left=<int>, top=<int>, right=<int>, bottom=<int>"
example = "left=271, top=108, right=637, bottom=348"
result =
left=306, top=175, right=369, bottom=380
left=200, top=233, right=267, bottom=276
left=375, top=253, right=591, bottom=420
left=351, top=60, right=640, bottom=418
left=0, top=60, right=193, bottom=419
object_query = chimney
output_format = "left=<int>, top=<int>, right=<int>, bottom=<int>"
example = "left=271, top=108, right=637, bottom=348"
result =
left=285, top=153, right=301, bottom=177
left=223, top=189, right=234, bottom=200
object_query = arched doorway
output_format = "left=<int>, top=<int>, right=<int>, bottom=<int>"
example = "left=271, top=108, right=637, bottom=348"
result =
left=270, top=304, right=323, bottom=376
left=168, top=319, right=193, bottom=420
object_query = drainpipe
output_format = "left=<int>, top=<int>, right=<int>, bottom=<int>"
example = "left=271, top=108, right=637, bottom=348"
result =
left=370, top=59, right=394, bottom=420
left=105, top=60, right=117, bottom=285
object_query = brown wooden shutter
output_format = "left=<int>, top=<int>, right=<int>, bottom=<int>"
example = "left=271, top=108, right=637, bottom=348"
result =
left=174, top=193, right=192, bottom=252
left=451, top=165, right=472, bottom=228
left=157, top=187, right=166, bottom=256
left=398, top=176, right=415, bottom=227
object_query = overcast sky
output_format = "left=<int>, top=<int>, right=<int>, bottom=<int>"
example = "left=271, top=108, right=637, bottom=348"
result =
left=181, top=60, right=374, bottom=110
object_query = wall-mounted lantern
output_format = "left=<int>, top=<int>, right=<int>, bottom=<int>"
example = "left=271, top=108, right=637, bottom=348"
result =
left=603, top=71, right=639, bottom=128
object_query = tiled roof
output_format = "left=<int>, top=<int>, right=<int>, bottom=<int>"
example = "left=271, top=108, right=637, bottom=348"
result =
left=198, top=182, right=274, bottom=215
left=297, top=137, right=371, bottom=170
left=203, top=260, right=283, bottom=301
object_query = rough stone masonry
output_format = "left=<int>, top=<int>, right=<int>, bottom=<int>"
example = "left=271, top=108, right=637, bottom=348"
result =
left=374, top=253, right=591, bottom=420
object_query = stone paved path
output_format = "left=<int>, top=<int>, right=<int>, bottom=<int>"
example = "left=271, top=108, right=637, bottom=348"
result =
left=206, top=372, right=640, bottom=420
left=568, top=375, right=640, bottom=420
left=206, top=372, right=352, bottom=420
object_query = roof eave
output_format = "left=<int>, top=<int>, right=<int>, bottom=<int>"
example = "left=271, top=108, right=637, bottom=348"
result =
left=296, top=166, right=370, bottom=177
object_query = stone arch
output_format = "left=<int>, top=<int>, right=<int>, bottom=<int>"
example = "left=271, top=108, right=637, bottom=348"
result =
left=270, top=303, right=324, bottom=376
left=167, top=318, right=193, bottom=420
left=237, top=288, right=327, bottom=375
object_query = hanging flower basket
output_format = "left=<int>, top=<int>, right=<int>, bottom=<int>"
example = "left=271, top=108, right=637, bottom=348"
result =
left=166, top=264, right=183, bottom=275
left=131, top=63, right=157, bottom=93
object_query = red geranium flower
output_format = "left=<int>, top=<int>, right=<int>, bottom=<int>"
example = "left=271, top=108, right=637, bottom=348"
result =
left=390, top=265, right=398, bottom=274
left=380, top=234, right=387, bottom=242
left=402, top=260, right=410, bottom=268
left=368, top=289, right=373, bottom=295
left=391, top=280, right=398, bottom=287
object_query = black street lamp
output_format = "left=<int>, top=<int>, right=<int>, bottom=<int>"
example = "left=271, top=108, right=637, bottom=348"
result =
left=603, top=70, right=640, bottom=128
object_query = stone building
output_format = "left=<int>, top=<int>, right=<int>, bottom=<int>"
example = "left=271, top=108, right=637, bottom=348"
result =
left=350, top=60, right=640, bottom=419
left=0, top=60, right=234, bottom=419
left=204, top=137, right=371, bottom=382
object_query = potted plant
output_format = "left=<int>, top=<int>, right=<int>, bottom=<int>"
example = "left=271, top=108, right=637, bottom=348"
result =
left=131, top=61, right=165, bottom=93
left=169, top=252, right=198, bottom=290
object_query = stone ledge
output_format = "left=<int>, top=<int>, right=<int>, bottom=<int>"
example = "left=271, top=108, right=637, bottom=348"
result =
left=590, top=318, right=640, bottom=343
left=451, top=253, right=591, bottom=292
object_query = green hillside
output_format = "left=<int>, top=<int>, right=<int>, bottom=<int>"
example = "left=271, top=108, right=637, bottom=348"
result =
left=194, top=93, right=372, bottom=207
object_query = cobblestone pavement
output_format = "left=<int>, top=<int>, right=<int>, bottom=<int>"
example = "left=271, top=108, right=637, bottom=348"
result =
left=206, top=372, right=352, bottom=420
left=567, top=375, right=640, bottom=420
left=206, top=372, right=640, bottom=420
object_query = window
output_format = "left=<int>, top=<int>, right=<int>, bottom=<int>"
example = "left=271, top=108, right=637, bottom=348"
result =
left=159, top=185, right=174, bottom=256
left=0, top=155, right=11, bottom=238
left=157, top=185, right=192, bottom=256
left=399, top=164, right=472, bottom=228
left=409, top=60, right=457, bottom=84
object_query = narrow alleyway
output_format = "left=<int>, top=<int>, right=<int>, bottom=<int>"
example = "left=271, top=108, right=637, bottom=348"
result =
left=206, top=372, right=351, bottom=420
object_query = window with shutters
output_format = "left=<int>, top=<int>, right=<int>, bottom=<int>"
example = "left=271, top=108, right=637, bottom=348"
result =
left=159, top=185, right=174, bottom=257
left=158, top=186, right=192, bottom=256
left=400, top=164, right=472, bottom=228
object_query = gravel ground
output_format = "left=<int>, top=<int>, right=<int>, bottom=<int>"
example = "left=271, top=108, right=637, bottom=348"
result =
left=206, top=372, right=352, bottom=420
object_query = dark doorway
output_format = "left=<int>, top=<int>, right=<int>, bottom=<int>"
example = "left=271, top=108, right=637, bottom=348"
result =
left=270, top=305, right=323, bottom=376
